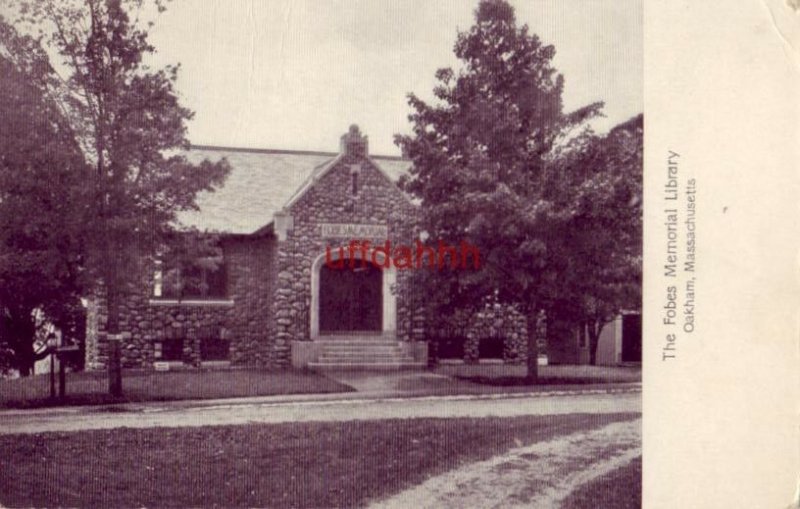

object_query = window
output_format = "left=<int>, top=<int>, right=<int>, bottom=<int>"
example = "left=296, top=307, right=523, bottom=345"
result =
left=155, top=256, right=227, bottom=300
left=350, top=163, right=361, bottom=196
left=478, top=336, right=504, bottom=359
left=200, top=337, right=230, bottom=361
left=155, top=338, right=184, bottom=361
left=153, top=263, right=163, bottom=297
left=433, top=335, right=465, bottom=360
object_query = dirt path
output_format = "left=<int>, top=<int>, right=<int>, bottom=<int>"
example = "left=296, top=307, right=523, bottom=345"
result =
left=0, top=391, right=640, bottom=434
left=371, top=418, right=642, bottom=509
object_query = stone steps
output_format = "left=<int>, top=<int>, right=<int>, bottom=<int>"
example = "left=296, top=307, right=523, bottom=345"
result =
left=317, top=347, right=406, bottom=355
left=318, top=332, right=392, bottom=338
left=317, top=348, right=403, bottom=354
left=318, top=355, right=415, bottom=363
left=308, top=361, right=427, bottom=370
left=308, top=336, right=425, bottom=370
left=315, top=342, right=401, bottom=348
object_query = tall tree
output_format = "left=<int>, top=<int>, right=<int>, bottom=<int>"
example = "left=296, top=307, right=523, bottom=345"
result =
left=9, top=0, right=231, bottom=339
left=0, top=18, right=89, bottom=375
left=396, top=0, right=639, bottom=380
left=555, top=115, right=643, bottom=364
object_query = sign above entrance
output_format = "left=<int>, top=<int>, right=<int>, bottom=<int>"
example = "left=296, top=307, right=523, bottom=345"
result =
left=320, top=223, right=388, bottom=239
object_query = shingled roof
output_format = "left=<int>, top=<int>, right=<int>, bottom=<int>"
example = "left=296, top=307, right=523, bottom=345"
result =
left=177, top=145, right=412, bottom=235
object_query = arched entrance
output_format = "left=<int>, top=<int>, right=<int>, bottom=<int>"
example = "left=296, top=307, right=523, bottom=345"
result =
left=309, top=249, right=396, bottom=339
left=319, top=261, right=382, bottom=333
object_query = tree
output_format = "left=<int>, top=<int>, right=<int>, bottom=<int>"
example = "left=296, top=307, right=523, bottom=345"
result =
left=9, top=1, right=231, bottom=340
left=2, top=1, right=231, bottom=388
left=0, top=18, right=89, bottom=375
left=395, top=0, right=637, bottom=381
left=556, top=115, right=643, bottom=364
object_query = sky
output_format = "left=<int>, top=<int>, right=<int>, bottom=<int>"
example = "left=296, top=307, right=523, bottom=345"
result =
left=145, top=0, right=642, bottom=156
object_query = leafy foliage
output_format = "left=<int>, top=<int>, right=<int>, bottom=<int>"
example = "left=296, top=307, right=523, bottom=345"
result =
left=0, top=18, right=88, bottom=374
left=0, top=0, right=233, bottom=374
left=7, top=0, right=231, bottom=332
left=396, top=0, right=641, bottom=375
left=551, top=115, right=643, bottom=364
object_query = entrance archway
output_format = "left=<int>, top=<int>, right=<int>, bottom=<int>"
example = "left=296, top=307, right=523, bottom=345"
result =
left=319, top=261, right=382, bottom=333
left=309, top=249, right=396, bottom=339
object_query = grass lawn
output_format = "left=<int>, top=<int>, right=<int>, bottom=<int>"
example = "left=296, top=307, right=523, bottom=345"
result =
left=0, top=368, right=353, bottom=409
left=561, top=456, right=642, bottom=509
left=0, top=412, right=639, bottom=508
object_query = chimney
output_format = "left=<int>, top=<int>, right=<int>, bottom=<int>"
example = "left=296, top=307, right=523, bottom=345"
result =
left=340, top=124, right=368, bottom=158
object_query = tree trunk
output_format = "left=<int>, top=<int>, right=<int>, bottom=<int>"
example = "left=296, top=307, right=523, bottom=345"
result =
left=108, top=339, right=122, bottom=396
left=589, top=333, right=598, bottom=365
left=525, top=308, right=540, bottom=383
left=105, top=271, right=121, bottom=335
left=104, top=284, right=123, bottom=396
left=6, top=309, right=37, bottom=377
left=587, top=319, right=606, bottom=366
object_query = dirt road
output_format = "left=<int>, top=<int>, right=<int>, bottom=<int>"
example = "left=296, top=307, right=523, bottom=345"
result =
left=0, top=390, right=640, bottom=434
left=372, top=418, right=642, bottom=509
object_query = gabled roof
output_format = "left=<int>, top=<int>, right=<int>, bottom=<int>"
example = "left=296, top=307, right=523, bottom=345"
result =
left=177, top=145, right=411, bottom=235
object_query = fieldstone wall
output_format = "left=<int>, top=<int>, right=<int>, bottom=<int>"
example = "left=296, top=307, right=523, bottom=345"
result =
left=119, top=300, right=232, bottom=368
left=463, top=303, right=529, bottom=364
left=226, top=237, right=278, bottom=365
left=272, top=126, right=419, bottom=365
left=426, top=302, right=543, bottom=365
left=84, top=236, right=277, bottom=370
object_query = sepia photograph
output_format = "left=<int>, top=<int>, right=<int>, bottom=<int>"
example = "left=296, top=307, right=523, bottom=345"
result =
left=0, top=0, right=643, bottom=507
